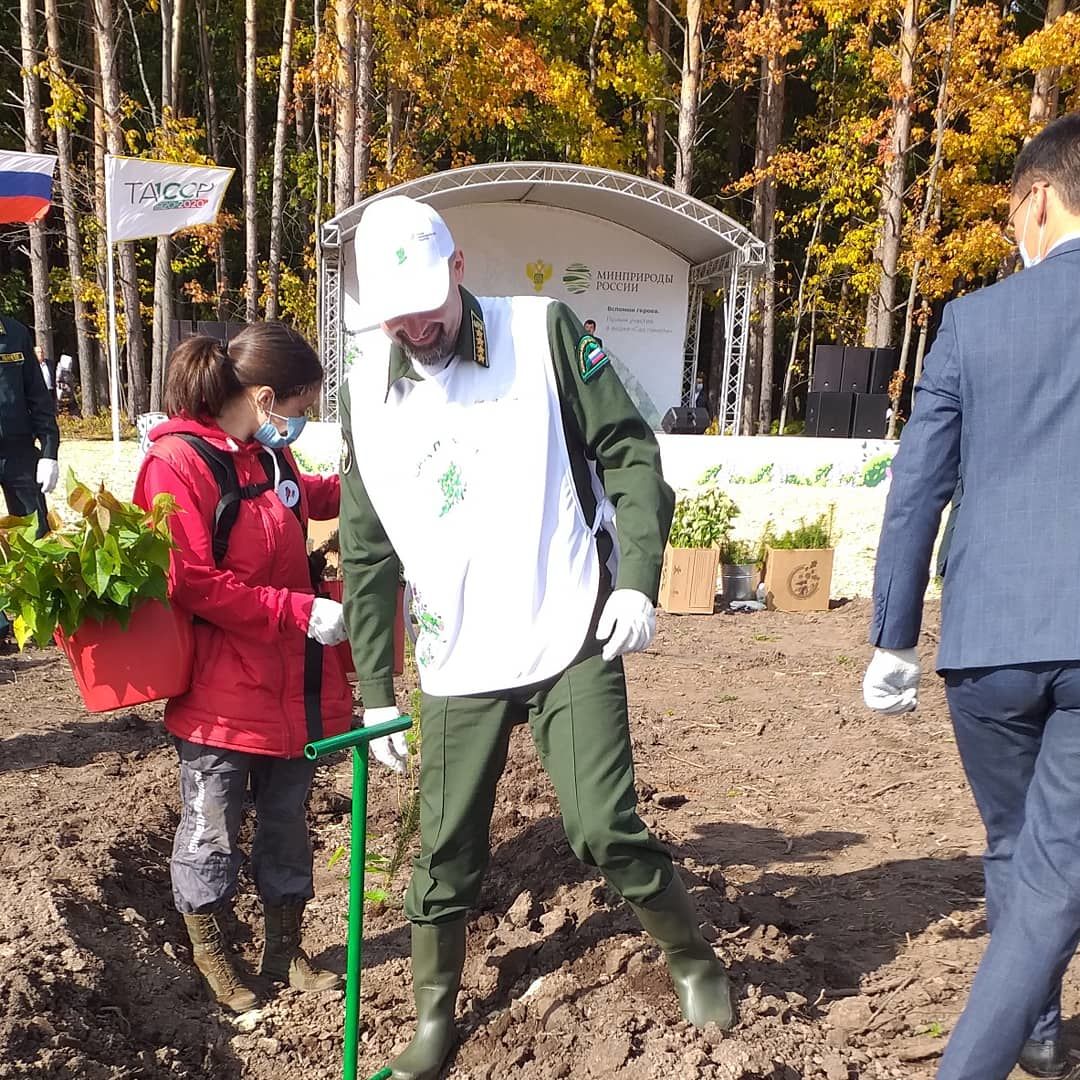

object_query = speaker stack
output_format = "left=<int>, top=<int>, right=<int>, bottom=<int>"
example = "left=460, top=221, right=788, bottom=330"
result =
left=661, top=406, right=711, bottom=435
left=169, top=319, right=248, bottom=352
left=805, top=346, right=896, bottom=438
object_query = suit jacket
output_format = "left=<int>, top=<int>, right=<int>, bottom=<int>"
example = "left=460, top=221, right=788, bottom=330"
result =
left=871, top=237, right=1080, bottom=671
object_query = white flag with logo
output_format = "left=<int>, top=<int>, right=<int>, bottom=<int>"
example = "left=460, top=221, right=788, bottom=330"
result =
left=105, top=155, right=234, bottom=243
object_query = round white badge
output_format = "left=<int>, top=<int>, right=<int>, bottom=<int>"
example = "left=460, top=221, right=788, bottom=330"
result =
left=277, top=480, right=300, bottom=509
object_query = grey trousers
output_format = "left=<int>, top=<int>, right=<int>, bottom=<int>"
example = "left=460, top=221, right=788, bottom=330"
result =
left=171, top=739, right=317, bottom=915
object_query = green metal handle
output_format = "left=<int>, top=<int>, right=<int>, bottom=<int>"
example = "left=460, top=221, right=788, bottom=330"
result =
left=304, top=716, right=413, bottom=760
left=306, top=715, right=414, bottom=1080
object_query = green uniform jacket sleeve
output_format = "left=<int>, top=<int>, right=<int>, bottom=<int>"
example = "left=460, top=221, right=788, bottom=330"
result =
left=338, top=382, right=401, bottom=709
left=547, top=302, right=674, bottom=601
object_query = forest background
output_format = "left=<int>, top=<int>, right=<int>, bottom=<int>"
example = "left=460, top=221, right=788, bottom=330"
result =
left=3, top=0, right=1078, bottom=433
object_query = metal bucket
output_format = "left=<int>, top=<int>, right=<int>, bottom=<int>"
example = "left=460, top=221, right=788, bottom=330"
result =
left=721, top=563, right=757, bottom=602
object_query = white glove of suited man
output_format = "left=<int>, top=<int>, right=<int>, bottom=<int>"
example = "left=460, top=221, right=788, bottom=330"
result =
left=596, top=589, right=657, bottom=662
left=37, top=458, right=59, bottom=495
left=307, top=597, right=348, bottom=646
left=362, top=705, right=410, bottom=774
left=863, top=647, right=921, bottom=714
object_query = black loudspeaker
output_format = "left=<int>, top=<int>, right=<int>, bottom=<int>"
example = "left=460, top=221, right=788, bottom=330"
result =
left=853, top=393, right=890, bottom=438
left=805, top=392, right=854, bottom=437
left=661, top=406, right=710, bottom=434
left=869, top=347, right=898, bottom=395
left=841, top=347, right=872, bottom=394
left=811, top=345, right=844, bottom=392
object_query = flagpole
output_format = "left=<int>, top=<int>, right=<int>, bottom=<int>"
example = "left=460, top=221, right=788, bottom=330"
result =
left=106, top=242, right=121, bottom=447
left=103, top=157, right=121, bottom=447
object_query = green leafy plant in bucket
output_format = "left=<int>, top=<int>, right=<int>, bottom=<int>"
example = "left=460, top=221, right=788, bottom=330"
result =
left=668, top=486, right=739, bottom=549
left=0, top=471, right=179, bottom=649
left=719, top=538, right=759, bottom=566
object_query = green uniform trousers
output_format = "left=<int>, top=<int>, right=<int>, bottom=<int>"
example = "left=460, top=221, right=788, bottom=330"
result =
left=405, top=650, right=674, bottom=925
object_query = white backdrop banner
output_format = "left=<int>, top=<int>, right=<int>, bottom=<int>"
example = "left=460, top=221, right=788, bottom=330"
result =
left=342, top=202, right=690, bottom=428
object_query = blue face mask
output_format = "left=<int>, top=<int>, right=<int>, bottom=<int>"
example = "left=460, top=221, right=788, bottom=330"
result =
left=253, top=396, right=307, bottom=448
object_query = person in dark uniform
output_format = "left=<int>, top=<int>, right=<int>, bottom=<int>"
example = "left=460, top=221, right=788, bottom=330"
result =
left=0, top=314, right=60, bottom=536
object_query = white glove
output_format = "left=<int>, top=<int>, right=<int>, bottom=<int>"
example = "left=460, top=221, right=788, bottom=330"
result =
left=307, top=597, right=348, bottom=646
left=863, top=647, right=921, bottom=714
left=596, top=589, right=656, bottom=662
left=363, top=705, right=410, bottom=774
left=37, top=458, right=58, bottom=495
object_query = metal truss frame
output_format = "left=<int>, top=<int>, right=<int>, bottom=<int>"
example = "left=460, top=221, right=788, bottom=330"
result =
left=320, top=221, right=343, bottom=421
left=682, top=285, right=705, bottom=407
left=719, top=256, right=755, bottom=435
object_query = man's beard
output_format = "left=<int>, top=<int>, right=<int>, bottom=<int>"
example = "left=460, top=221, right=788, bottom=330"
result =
left=399, top=326, right=455, bottom=367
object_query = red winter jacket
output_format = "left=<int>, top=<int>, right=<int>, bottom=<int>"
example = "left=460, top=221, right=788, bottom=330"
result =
left=133, top=416, right=353, bottom=758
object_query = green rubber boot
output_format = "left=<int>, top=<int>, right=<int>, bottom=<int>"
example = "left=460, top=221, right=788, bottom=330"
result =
left=390, top=919, right=467, bottom=1080
left=260, top=903, right=342, bottom=992
left=629, top=874, right=735, bottom=1030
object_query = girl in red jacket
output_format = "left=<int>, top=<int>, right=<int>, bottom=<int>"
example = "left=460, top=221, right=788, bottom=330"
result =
left=134, top=322, right=353, bottom=1013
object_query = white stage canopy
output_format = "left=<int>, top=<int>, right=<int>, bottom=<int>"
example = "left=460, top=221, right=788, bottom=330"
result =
left=319, top=162, right=764, bottom=431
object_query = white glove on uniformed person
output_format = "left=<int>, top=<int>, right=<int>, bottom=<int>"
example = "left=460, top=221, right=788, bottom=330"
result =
left=307, top=597, right=348, bottom=646
left=37, top=458, right=59, bottom=495
left=363, top=705, right=410, bottom=773
left=596, top=589, right=656, bottom=662
left=863, top=647, right=921, bottom=714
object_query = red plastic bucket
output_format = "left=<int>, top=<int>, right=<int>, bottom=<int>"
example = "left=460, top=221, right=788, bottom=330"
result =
left=323, top=580, right=405, bottom=677
left=55, top=599, right=195, bottom=713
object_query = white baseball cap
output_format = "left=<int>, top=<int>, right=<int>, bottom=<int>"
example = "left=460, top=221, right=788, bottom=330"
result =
left=353, top=196, right=457, bottom=329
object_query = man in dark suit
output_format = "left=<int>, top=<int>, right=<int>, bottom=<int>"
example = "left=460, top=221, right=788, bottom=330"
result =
left=863, top=113, right=1080, bottom=1080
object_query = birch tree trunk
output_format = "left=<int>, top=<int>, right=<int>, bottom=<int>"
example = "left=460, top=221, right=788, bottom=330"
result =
left=44, top=0, right=98, bottom=413
left=266, top=0, right=297, bottom=320
left=354, top=3, right=374, bottom=201
left=889, top=0, right=957, bottom=436
left=20, top=0, right=55, bottom=364
left=387, top=87, right=405, bottom=177
left=244, top=0, right=259, bottom=321
left=94, top=0, right=149, bottom=416
left=673, top=0, right=702, bottom=194
left=646, top=0, right=671, bottom=180
left=1029, top=0, right=1066, bottom=124
left=865, top=0, right=919, bottom=348
left=334, top=0, right=356, bottom=209
left=195, top=0, right=229, bottom=317
left=743, top=37, right=786, bottom=433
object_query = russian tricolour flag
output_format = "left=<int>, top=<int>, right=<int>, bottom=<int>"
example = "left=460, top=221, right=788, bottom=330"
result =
left=0, top=150, right=58, bottom=225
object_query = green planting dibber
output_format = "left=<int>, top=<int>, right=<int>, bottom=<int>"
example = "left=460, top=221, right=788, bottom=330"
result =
left=305, top=716, right=414, bottom=1080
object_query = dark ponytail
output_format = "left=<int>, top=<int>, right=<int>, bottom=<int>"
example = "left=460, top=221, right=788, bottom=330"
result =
left=164, top=321, right=324, bottom=419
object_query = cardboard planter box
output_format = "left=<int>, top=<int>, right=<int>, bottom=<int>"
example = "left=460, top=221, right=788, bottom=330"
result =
left=763, top=547, right=835, bottom=612
left=658, top=546, right=721, bottom=615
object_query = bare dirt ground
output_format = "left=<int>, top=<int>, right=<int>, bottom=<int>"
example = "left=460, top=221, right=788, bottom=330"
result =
left=0, top=600, right=1067, bottom=1080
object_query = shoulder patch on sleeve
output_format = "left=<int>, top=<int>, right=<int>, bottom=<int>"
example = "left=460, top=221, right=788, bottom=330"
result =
left=471, top=310, right=488, bottom=368
left=340, top=431, right=354, bottom=475
left=576, top=334, right=609, bottom=383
